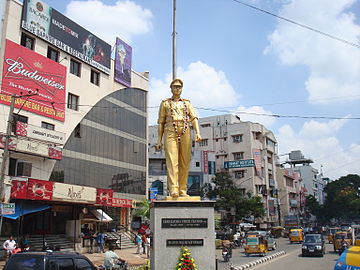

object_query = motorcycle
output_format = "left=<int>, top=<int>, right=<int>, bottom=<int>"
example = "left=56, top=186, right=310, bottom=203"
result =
left=222, top=247, right=231, bottom=262
left=98, top=260, right=128, bottom=270
left=338, top=241, right=349, bottom=255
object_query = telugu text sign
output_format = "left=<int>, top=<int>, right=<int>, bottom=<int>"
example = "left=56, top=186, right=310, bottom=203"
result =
left=166, top=239, right=204, bottom=247
left=162, top=218, right=208, bottom=228
left=224, top=159, right=255, bottom=169
left=1, top=39, right=66, bottom=121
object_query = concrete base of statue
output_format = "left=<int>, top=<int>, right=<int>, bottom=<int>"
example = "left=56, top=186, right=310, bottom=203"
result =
left=150, top=200, right=216, bottom=270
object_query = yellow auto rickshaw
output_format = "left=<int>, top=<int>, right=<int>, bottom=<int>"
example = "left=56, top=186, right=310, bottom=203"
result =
left=334, top=231, right=352, bottom=252
left=271, top=226, right=284, bottom=238
left=244, top=234, right=268, bottom=256
left=328, top=227, right=341, bottom=244
left=289, top=228, right=304, bottom=243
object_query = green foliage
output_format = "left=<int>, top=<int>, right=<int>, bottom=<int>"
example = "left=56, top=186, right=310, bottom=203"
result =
left=323, top=174, right=360, bottom=222
left=201, top=172, right=265, bottom=222
left=132, top=199, right=150, bottom=220
left=175, top=247, right=198, bottom=270
left=136, top=260, right=150, bottom=270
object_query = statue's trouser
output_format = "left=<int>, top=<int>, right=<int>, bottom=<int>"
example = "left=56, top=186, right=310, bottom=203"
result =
left=164, top=125, right=191, bottom=196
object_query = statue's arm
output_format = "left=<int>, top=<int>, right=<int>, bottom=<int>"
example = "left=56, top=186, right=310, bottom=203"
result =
left=192, top=118, right=202, bottom=142
left=156, top=100, right=166, bottom=150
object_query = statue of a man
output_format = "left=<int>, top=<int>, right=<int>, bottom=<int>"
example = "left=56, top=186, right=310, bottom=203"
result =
left=156, top=79, right=202, bottom=198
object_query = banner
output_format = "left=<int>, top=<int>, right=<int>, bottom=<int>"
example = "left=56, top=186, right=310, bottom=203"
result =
left=21, top=0, right=111, bottom=74
left=10, top=180, right=28, bottom=199
left=112, top=197, right=134, bottom=208
left=16, top=122, right=66, bottom=144
left=203, top=151, right=208, bottom=174
left=96, top=188, right=113, bottom=206
left=52, top=182, right=96, bottom=204
left=1, top=40, right=66, bottom=121
left=114, top=37, right=132, bottom=87
left=252, top=149, right=262, bottom=176
left=27, top=178, right=53, bottom=201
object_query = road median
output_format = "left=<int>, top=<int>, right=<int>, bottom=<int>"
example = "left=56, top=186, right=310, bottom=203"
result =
left=230, top=251, right=286, bottom=270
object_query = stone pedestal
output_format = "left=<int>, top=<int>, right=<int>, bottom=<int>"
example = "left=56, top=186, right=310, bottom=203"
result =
left=150, top=200, right=216, bottom=270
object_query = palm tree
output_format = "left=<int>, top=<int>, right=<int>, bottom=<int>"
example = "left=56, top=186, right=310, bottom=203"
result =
left=132, top=199, right=150, bottom=220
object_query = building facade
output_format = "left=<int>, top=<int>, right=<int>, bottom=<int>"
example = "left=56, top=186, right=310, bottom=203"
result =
left=0, top=0, right=148, bottom=240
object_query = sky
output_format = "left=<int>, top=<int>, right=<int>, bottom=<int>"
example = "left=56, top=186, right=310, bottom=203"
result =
left=34, top=0, right=360, bottom=180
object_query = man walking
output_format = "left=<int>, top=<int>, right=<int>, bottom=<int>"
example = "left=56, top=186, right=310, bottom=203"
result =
left=3, top=236, right=16, bottom=257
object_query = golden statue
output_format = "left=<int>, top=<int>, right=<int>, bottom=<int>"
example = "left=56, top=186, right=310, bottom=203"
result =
left=156, top=79, right=202, bottom=198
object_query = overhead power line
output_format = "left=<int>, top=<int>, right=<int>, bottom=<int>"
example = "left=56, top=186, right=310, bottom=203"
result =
left=231, top=0, right=360, bottom=49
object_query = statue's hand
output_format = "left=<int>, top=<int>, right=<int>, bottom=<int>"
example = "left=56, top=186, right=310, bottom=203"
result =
left=155, top=143, right=162, bottom=151
left=195, top=134, right=202, bottom=142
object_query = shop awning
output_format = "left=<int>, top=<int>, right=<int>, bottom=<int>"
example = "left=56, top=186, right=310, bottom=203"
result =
left=90, top=209, right=113, bottom=222
left=3, top=201, right=51, bottom=220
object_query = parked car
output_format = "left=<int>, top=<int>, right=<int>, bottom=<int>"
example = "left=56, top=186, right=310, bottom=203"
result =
left=3, top=251, right=98, bottom=270
left=301, top=234, right=325, bottom=257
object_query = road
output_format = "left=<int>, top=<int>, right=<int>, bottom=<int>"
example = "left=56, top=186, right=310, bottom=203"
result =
left=216, top=238, right=339, bottom=270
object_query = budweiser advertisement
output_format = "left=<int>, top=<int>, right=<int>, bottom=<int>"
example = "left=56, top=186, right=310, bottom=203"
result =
left=96, top=188, right=113, bottom=206
left=1, top=39, right=66, bottom=121
left=10, top=180, right=28, bottom=199
left=27, top=178, right=53, bottom=201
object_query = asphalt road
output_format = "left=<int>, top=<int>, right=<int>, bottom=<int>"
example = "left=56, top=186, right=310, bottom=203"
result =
left=216, top=238, right=339, bottom=270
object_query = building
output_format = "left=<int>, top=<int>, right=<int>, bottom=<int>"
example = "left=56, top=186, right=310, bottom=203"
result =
left=148, top=126, right=216, bottom=199
left=0, top=0, right=148, bottom=243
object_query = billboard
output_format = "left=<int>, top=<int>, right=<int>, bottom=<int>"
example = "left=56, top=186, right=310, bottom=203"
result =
left=21, top=0, right=111, bottom=74
left=53, top=182, right=96, bottom=204
left=224, top=159, right=255, bottom=169
left=1, top=39, right=66, bottom=121
left=27, top=178, right=53, bottom=201
left=16, top=121, right=66, bottom=144
left=114, top=37, right=132, bottom=87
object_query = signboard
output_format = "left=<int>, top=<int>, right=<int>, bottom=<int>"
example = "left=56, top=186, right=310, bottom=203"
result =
left=112, top=197, right=134, bottom=208
left=52, top=182, right=96, bottom=203
left=224, top=159, right=255, bottom=169
left=149, top=187, right=158, bottom=201
left=10, top=180, right=28, bottom=199
left=1, top=203, right=15, bottom=215
left=21, top=0, right=111, bottom=74
left=16, top=122, right=66, bottom=144
left=166, top=239, right=204, bottom=247
left=1, top=39, right=66, bottom=121
left=252, top=149, right=262, bottom=176
left=27, top=178, right=53, bottom=201
left=114, top=37, right=132, bottom=87
left=203, top=151, right=208, bottom=174
left=162, top=218, right=208, bottom=228
left=96, top=188, right=113, bottom=206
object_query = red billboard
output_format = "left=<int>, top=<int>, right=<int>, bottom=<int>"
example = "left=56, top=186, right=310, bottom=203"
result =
left=10, top=180, right=28, bottom=199
left=96, top=188, right=113, bottom=206
left=27, top=178, right=53, bottom=201
left=1, top=39, right=66, bottom=121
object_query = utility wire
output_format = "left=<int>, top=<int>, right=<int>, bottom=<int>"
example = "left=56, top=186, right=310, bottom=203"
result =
left=231, top=0, right=360, bottom=49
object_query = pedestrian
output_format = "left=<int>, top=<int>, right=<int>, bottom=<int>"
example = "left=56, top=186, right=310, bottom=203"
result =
left=3, top=236, right=16, bottom=258
left=141, top=233, right=147, bottom=254
left=135, top=233, right=142, bottom=254
left=89, top=229, right=95, bottom=253
left=96, top=231, right=106, bottom=253
left=145, top=236, right=150, bottom=258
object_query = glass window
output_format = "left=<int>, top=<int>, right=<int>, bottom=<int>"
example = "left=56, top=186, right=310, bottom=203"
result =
left=233, top=152, right=244, bottom=160
left=232, top=134, right=242, bottom=143
left=41, top=121, right=55, bottom=130
left=70, top=59, right=81, bottom=77
left=12, top=113, right=28, bottom=133
left=68, top=93, right=79, bottom=111
left=234, top=170, right=245, bottom=179
left=20, top=32, right=35, bottom=50
left=198, top=139, right=208, bottom=147
left=90, top=70, right=100, bottom=85
left=58, top=258, right=74, bottom=270
left=195, top=162, right=200, bottom=167
left=47, top=47, right=59, bottom=62
left=9, top=158, right=32, bottom=177
left=75, top=124, right=81, bottom=138
left=5, top=256, right=44, bottom=270
left=75, top=258, right=93, bottom=270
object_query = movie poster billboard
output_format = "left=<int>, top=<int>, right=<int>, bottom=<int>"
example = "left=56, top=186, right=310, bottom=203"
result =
left=21, top=0, right=111, bottom=74
left=114, top=37, right=132, bottom=87
left=1, top=39, right=66, bottom=121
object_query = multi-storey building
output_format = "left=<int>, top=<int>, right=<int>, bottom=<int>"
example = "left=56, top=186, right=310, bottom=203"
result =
left=0, top=0, right=148, bottom=244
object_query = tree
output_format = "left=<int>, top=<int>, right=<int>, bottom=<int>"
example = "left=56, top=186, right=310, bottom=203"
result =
left=201, top=172, right=265, bottom=223
left=132, top=199, right=150, bottom=220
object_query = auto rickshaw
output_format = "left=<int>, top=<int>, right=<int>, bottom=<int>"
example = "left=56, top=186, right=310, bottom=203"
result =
left=334, top=231, right=352, bottom=252
left=289, top=228, right=304, bottom=243
left=244, top=234, right=268, bottom=256
left=351, top=225, right=360, bottom=246
left=271, top=226, right=284, bottom=238
left=328, top=227, right=341, bottom=244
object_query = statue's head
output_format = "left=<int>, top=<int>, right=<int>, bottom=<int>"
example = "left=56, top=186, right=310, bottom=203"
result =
left=170, top=78, right=183, bottom=96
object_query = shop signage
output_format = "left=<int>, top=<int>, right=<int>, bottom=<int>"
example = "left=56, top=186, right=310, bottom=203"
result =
left=166, top=239, right=204, bottom=247
left=1, top=203, right=15, bottom=215
left=114, top=37, right=132, bottom=87
left=224, top=159, right=255, bottom=169
left=10, top=180, right=28, bottom=199
left=52, top=182, right=96, bottom=204
left=252, top=149, right=262, bottom=175
left=27, top=178, right=53, bottom=201
left=21, top=0, right=111, bottom=74
left=96, top=188, right=113, bottom=206
left=112, top=197, right=134, bottom=208
left=16, top=122, right=66, bottom=144
left=203, top=151, right=208, bottom=174
left=1, top=39, right=66, bottom=121
left=162, top=218, right=208, bottom=228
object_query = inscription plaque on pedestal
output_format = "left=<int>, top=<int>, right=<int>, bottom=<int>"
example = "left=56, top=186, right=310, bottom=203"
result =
left=162, top=218, right=208, bottom=228
left=166, top=239, right=204, bottom=246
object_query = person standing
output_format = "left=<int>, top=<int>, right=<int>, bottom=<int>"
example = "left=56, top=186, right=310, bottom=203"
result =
left=135, top=233, right=142, bottom=254
left=145, top=236, right=150, bottom=258
left=3, top=236, right=16, bottom=257
left=156, top=78, right=202, bottom=197
left=96, top=231, right=106, bottom=253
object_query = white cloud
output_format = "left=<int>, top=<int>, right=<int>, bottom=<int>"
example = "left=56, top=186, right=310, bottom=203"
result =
left=265, top=0, right=360, bottom=104
left=148, top=61, right=239, bottom=125
left=277, top=119, right=360, bottom=180
left=65, top=0, right=153, bottom=44
left=235, top=106, right=276, bottom=128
